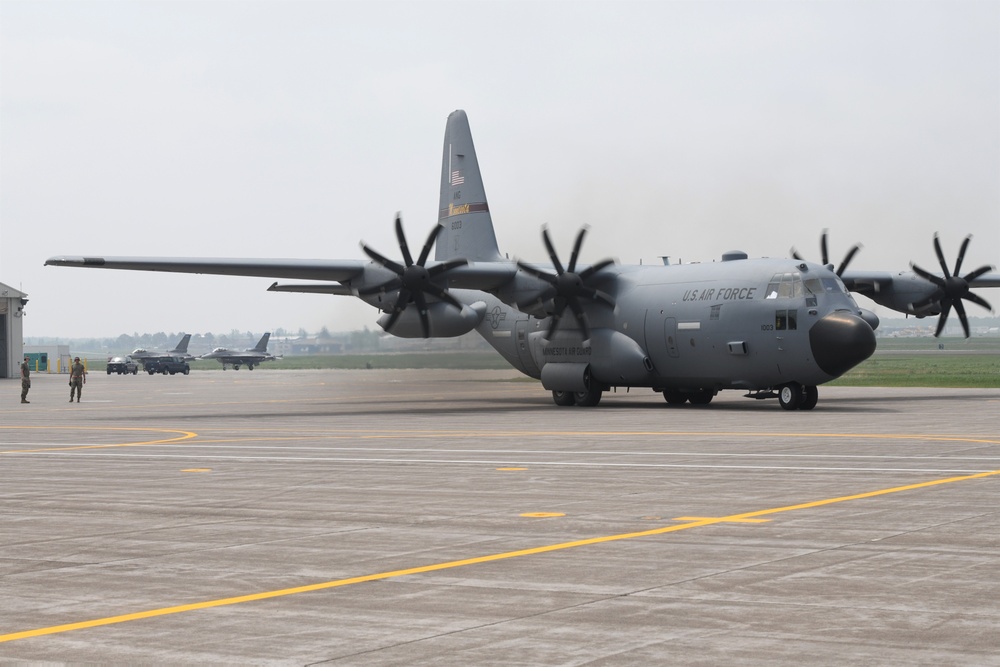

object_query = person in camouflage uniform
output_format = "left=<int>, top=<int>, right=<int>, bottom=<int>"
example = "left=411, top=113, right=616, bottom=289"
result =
left=69, top=357, right=87, bottom=403
left=20, top=356, right=31, bottom=404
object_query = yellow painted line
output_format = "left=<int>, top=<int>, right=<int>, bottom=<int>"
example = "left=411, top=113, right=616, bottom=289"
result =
left=520, top=512, right=566, bottom=518
left=3, top=466, right=999, bottom=644
left=75, top=426, right=1000, bottom=445
left=673, top=516, right=771, bottom=523
left=181, top=468, right=212, bottom=473
left=0, top=427, right=198, bottom=454
left=497, top=467, right=527, bottom=471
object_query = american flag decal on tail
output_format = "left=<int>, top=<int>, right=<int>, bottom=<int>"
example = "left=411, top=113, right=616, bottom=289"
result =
left=451, top=170, right=465, bottom=186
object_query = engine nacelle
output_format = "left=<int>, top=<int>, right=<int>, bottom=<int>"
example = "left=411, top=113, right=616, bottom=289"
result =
left=377, top=301, right=486, bottom=338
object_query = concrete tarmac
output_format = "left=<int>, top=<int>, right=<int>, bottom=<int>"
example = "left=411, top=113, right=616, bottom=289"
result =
left=2, top=370, right=999, bottom=665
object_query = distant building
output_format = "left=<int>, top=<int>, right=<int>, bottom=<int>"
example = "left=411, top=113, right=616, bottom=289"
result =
left=1, top=282, right=28, bottom=379
left=287, top=337, right=344, bottom=355
left=23, top=345, right=73, bottom=374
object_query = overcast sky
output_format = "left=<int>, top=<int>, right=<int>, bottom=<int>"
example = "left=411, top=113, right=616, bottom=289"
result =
left=1, top=0, right=997, bottom=338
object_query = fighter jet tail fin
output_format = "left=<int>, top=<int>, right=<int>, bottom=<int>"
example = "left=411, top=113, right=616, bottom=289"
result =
left=435, top=110, right=502, bottom=263
left=253, top=332, right=271, bottom=352
left=171, top=333, right=191, bottom=354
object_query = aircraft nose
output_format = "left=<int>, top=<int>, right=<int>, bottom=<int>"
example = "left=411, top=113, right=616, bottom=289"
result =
left=809, top=311, right=876, bottom=378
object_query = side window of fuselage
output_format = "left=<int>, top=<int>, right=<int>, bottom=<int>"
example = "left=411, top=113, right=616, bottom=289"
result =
left=775, top=309, right=798, bottom=331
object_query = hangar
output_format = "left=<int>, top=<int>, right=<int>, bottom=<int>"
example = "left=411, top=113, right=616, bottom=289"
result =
left=1, top=281, right=28, bottom=379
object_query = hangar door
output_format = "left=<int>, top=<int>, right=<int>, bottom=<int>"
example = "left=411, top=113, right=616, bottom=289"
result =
left=0, top=314, right=7, bottom=378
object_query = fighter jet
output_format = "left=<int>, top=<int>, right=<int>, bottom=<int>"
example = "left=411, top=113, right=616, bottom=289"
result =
left=131, top=333, right=196, bottom=364
left=46, top=111, right=999, bottom=409
left=200, top=333, right=276, bottom=370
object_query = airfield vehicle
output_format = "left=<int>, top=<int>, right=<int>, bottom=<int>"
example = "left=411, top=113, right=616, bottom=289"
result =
left=144, top=357, right=191, bottom=375
left=106, top=355, right=139, bottom=375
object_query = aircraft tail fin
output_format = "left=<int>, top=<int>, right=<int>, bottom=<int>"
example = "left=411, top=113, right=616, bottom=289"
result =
left=435, top=110, right=502, bottom=263
left=171, top=333, right=191, bottom=354
left=252, top=332, right=271, bottom=352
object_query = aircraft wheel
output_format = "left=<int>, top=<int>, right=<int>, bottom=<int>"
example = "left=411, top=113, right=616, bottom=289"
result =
left=688, top=389, right=714, bottom=405
left=800, top=385, right=818, bottom=410
left=663, top=391, right=687, bottom=405
left=552, top=390, right=575, bottom=406
left=778, top=382, right=802, bottom=410
left=234, top=365, right=241, bottom=371
left=248, top=365, right=254, bottom=371
left=107, top=369, right=112, bottom=375
left=574, top=387, right=603, bottom=407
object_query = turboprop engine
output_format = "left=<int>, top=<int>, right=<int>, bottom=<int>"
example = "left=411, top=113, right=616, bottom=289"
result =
left=377, top=301, right=487, bottom=338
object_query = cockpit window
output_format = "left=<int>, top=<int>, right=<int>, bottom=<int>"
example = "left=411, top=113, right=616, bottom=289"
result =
left=821, top=277, right=847, bottom=294
left=765, top=272, right=804, bottom=299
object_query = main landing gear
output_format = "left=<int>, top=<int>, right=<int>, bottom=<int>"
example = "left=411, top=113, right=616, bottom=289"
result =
left=778, top=382, right=818, bottom=410
left=551, top=386, right=603, bottom=407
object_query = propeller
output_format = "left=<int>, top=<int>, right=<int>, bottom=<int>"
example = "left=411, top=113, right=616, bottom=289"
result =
left=909, top=234, right=994, bottom=338
left=515, top=226, right=615, bottom=341
left=791, top=229, right=862, bottom=277
left=358, top=214, right=468, bottom=337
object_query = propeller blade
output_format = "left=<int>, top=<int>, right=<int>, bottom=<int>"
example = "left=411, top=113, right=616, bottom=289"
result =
left=362, top=244, right=406, bottom=275
left=836, top=244, right=862, bottom=277
left=412, top=290, right=430, bottom=338
left=395, top=215, right=414, bottom=267
left=933, top=234, right=950, bottom=277
left=963, top=264, right=994, bottom=283
left=567, top=226, right=588, bottom=273
left=577, top=285, right=615, bottom=307
left=953, top=298, right=970, bottom=338
left=964, top=291, right=992, bottom=311
left=416, top=223, right=442, bottom=266
left=953, top=234, right=971, bottom=277
left=541, top=227, right=564, bottom=274
left=934, top=302, right=952, bottom=337
left=516, top=261, right=559, bottom=285
left=910, top=262, right=945, bottom=287
left=820, top=229, right=829, bottom=266
left=382, top=301, right=405, bottom=333
left=424, top=282, right=464, bottom=310
left=426, top=258, right=469, bottom=278
left=577, top=258, right=615, bottom=280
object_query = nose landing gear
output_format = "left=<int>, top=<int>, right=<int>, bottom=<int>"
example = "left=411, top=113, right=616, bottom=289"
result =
left=778, top=382, right=818, bottom=410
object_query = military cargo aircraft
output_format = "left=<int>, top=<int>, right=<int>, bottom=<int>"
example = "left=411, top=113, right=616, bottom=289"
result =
left=46, top=111, right=998, bottom=409
left=131, top=333, right=195, bottom=364
left=200, top=332, right=276, bottom=370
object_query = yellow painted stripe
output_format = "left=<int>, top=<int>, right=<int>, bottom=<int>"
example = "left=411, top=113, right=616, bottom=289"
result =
left=673, top=516, right=771, bottom=523
left=0, top=427, right=197, bottom=454
left=3, top=467, right=998, bottom=644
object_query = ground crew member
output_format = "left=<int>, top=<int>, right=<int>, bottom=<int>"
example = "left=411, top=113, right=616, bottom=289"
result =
left=70, top=356, right=87, bottom=402
left=20, top=356, right=31, bottom=404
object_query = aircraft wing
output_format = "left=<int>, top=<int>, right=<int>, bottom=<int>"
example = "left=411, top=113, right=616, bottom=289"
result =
left=45, top=255, right=519, bottom=292
left=439, top=262, right=518, bottom=291
left=842, top=269, right=1000, bottom=295
left=44, top=256, right=368, bottom=282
